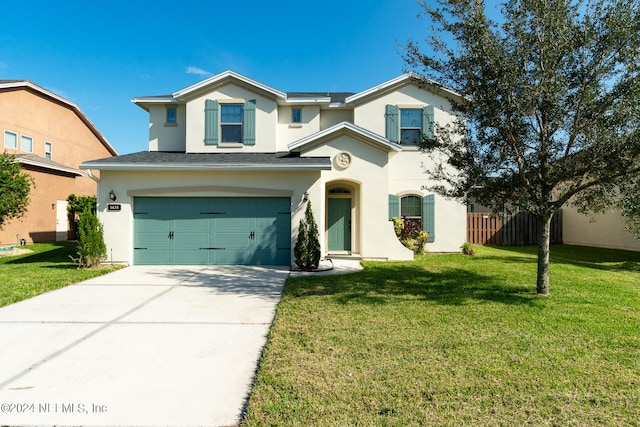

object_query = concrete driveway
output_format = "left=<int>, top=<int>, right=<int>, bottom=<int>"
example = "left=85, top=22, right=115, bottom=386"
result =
left=0, top=265, right=289, bottom=427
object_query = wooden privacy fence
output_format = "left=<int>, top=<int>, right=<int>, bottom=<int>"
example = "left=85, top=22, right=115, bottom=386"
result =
left=467, top=210, right=562, bottom=246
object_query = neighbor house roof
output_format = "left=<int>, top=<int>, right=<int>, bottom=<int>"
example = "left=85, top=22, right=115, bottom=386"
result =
left=80, top=151, right=332, bottom=171
left=0, top=80, right=118, bottom=156
left=288, top=121, right=403, bottom=153
left=16, top=153, right=83, bottom=176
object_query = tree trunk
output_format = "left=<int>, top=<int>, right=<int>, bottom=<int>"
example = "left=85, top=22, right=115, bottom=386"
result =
left=536, top=214, right=552, bottom=295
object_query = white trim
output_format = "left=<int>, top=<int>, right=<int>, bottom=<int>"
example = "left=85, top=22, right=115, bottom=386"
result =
left=345, top=72, right=462, bottom=104
left=16, top=156, right=83, bottom=176
left=172, top=70, right=287, bottom=100
left=288, top=121, right=403, bottom=152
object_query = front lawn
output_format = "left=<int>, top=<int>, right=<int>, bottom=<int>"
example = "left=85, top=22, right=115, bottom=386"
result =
left=0, top=241, right=122, bottom=307
left=243, top=245, right=640, bottom=426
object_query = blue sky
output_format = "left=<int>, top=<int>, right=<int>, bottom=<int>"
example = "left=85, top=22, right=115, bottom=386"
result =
left=1, top=0, right=432, bottom=155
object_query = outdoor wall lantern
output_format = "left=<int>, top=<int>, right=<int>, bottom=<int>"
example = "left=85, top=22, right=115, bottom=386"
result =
left=303, top=191, right=309, bottom=202
left=109, top=190, right=117, bottom=201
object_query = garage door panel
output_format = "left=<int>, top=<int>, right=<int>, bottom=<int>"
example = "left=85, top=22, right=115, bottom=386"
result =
left=174, top=250, right=210, bottom=265
left=134, top=197, right=291, bottom=266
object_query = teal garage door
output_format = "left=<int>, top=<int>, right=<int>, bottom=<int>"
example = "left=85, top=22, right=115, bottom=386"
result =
left=133, top=197, right=291, bottom=265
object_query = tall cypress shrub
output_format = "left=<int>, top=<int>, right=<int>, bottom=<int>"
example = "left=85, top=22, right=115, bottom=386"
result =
left=294, top=201, right=321, bottom=271
left=74, top=211, right=106, bottom=268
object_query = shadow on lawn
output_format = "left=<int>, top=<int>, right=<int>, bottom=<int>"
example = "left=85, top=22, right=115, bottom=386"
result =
left=5, top=241, right=77, bottom=265
left=489, top=245, right=640, bottom=272
left=287, top=264, right=538, bottom=307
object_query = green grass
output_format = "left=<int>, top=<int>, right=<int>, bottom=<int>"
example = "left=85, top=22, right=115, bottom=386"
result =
left=0, top=241, right=122, bottom=307
left=243, top=245, right=640, bottom=426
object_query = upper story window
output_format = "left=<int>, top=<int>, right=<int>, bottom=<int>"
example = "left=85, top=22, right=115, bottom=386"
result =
left=220, top=104, right=243, bottom=143
left=45, top=141, right=52, bottom=160
left=204, top=99, right=256, bottom=146
left=385, top=104, right=434, bottom=146
left=4, top=130, right=17, bottom=149
left=165, top=107, right=177, bottom=125
left=400, top=109, right=422, bottom=145
left=291, top=108, right=302, bottom=124
left=21, top=135, right=33, bottom=152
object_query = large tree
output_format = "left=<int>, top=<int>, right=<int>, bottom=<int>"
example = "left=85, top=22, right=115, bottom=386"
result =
left=0, top=152, right=34, bottom=230
left=405, top=0, right=640, bottom=294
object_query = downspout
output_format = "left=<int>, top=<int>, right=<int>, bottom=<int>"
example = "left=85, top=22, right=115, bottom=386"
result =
left=87, top=169, right=100, bottom=183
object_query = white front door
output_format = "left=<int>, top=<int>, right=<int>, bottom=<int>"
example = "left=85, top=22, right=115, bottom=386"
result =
left=56, top=200, right=69, bottom=241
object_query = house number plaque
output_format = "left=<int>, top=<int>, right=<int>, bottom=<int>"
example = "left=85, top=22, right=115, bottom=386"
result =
left=107, top=204, right=121, bottom=211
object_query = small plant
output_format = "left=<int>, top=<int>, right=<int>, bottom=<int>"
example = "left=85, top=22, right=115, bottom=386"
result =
left=294, top=201, right=321, bottom=271
left=392, top=216, right=429, bottom=253
left=71, top=211, right=106, bottom=268
left=461, top=241, right=476, bottom=256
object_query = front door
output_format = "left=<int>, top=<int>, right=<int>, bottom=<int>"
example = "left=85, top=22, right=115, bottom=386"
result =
left=328, top=198, right=351, bottom=251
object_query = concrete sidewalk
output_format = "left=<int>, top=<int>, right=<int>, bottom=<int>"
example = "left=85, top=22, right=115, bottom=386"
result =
left=0, top=265, right=288, bottom=427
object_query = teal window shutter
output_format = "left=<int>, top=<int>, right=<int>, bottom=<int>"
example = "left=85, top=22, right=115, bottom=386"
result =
left=423, top=194, right=435, bottom=242
left=205, top=99, right=218, bottom=145
left=243, top=99, right=256, bottom=145
left=385, top=104, right=399, bottom=143
left=388, top=194, right=399, bottom=220
left=422, top=105, right=434, bottom=140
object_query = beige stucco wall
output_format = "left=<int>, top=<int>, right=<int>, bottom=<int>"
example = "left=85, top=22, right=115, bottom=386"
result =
left=352, top=84, right=453, bottom=138
left=276, top=105, right=321, bottom=149
left=0, top=87, right=115, bottom=244
left=303, top=135, right=413, bottom=261
left=148, top=104, right=186, bottom=151
left=184, top=83, right=278, bottom=153
left=97, top=170, right=322, bottom=265
left=387, top=149, right=467, bottom=252
left=563, top=206, right=640, bottom=252
left=320, top=109, right=353, bottom=131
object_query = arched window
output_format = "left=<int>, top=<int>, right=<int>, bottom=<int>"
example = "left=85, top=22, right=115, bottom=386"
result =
left=401, top=195, right=422, bottom=219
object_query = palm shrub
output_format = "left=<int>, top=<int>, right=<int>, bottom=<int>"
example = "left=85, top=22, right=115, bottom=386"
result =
left=73, top=211, right=106, bottom=268
left=294, top=201, right=321, bottom=271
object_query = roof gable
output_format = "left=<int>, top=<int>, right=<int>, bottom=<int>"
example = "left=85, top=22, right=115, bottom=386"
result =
left=345, top=72, right=462, bottom=105
left=0, top=81, right=118, bottom=156
left=288, top=121, right=402, bottom=153
left=173, top=70, right=287, bottom=101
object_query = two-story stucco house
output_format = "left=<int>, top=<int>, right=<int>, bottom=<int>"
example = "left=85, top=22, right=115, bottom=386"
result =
left=80, top=70, right=466, bottom=266
left=0, top=80, right=117, bottom=245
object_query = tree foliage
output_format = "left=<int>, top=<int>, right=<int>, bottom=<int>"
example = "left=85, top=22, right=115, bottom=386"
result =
left=405, top=0, right=640, bottom=294
left=66, top=194, right=97, bottom=216
left=0, top=152, right=34, bottom=230
left=294, top=201, right=321, bottom=271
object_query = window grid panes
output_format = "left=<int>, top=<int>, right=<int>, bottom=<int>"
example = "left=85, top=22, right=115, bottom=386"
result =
left=220, top=104, right=243, bottom=143
left=401, top=195, right=422, bottom=218
left=400, top=109, right=422, bottom=145
left=4, top=131, right=17, bottom=149
left=21, top=135, right=33, bottom=152
left=45, top=142, right=52, bottom=160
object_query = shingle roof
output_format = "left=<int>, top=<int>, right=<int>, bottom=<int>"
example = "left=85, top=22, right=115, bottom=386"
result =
left=80, top=151, right=331, bottom=171
left=286, top=92, right=356, bottom=104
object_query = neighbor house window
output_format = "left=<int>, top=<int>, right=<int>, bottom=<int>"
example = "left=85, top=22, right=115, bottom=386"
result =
left=400, top=109, right=422, bottom=145
left=292, top=108, right=302, bottom=124
left=4, top=130, right=17, bottom=149
left=21, top=135, right=33, bottom=152
left=166, top=107, right=177, bottom=125
left=220, top=103, right=243, bottom=143
left=45, top=141, right=52, bottom=160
